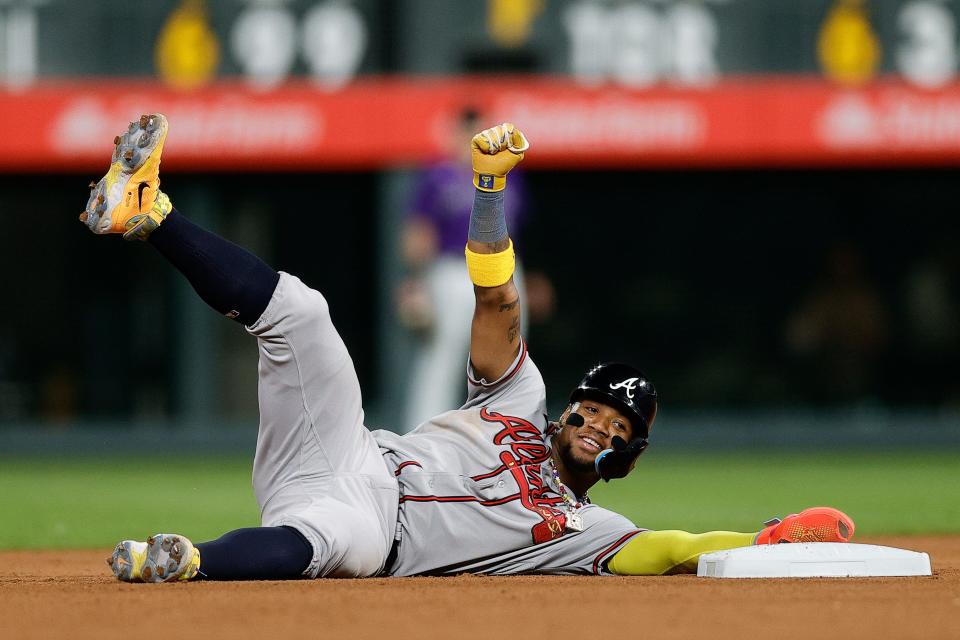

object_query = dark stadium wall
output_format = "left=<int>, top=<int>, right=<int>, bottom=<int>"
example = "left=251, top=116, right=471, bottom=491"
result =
left=0, top=168, right=957, bottom=427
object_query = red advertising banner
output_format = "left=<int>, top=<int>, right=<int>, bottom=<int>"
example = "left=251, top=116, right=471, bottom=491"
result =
left=3, top=76, right=960, bottom=171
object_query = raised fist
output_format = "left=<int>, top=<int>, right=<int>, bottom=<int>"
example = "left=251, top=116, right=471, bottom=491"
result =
left=471, top=123, right=529, bottom=192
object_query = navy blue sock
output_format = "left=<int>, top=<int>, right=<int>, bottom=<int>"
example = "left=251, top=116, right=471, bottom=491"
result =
left=148, top=209, right=280, bottom=325
left=195, top=526, right=313, bottom=580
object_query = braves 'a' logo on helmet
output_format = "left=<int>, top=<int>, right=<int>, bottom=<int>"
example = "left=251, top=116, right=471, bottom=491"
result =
left=571, top=363, right=658, bottom=438
left=609, top=377, right=646, bottom=399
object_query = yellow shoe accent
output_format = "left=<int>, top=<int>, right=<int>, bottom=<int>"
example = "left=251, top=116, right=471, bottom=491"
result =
left=107, top=540, right=149, bottom=582
left=81, top=113, right=172, bottom=241
left=180, top=546, right=201, bottom=581
left=122, top=190, right=173, bottom=241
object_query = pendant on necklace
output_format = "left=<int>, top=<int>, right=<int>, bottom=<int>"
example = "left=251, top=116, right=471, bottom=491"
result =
left=565, top=512, right=584, bottom=532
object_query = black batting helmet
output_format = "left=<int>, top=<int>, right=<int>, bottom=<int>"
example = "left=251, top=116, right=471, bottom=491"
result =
left=569, top=363, right=658, bottom=438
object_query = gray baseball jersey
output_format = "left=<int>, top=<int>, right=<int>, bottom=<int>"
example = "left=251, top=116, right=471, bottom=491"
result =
left=373, top=341, right=644, bottom=576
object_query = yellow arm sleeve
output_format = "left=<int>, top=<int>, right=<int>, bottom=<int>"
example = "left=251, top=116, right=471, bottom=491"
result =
left=607, top=530, right=757, bottom=576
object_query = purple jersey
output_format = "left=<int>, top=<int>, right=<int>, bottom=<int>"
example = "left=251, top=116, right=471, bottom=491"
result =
left=410, top=161, right=529, bottom=256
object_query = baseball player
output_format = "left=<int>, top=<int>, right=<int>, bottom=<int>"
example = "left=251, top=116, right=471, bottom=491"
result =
left=86, top=115, right=855, bottom=582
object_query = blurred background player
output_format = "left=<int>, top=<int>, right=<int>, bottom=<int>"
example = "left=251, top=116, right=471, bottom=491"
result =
left=397, top=107, right=553, bottom=429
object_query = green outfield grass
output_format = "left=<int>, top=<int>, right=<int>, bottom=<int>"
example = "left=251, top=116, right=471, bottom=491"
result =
left=0, top=456, right=261, bottom=550
left=0, top=450, right=957, bottom=549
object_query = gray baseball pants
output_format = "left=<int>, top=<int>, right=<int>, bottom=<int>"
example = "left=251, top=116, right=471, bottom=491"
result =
left=246, top=272, right=399, bottom=578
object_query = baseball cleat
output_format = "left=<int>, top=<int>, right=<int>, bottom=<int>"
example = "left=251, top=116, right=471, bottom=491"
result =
left=755, top=506, right=855, bottom=544
left=106, top=539, right=149, bottom=582
left=141, top=533, right=201, bottom=582
left=80, top=113, right=173, bottom=241
left=106, top=533, right=200, bottom=583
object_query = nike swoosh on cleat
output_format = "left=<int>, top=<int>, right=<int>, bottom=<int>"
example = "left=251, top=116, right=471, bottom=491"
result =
left=137, top=181, right=149, bottom=211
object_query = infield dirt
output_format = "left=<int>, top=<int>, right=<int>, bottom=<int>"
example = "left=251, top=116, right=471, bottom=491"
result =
left=1, top=535, right=957, bottom=640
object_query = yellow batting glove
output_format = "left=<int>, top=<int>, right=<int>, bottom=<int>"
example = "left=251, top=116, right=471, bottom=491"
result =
left=471, top=122, right=530, bottom=192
